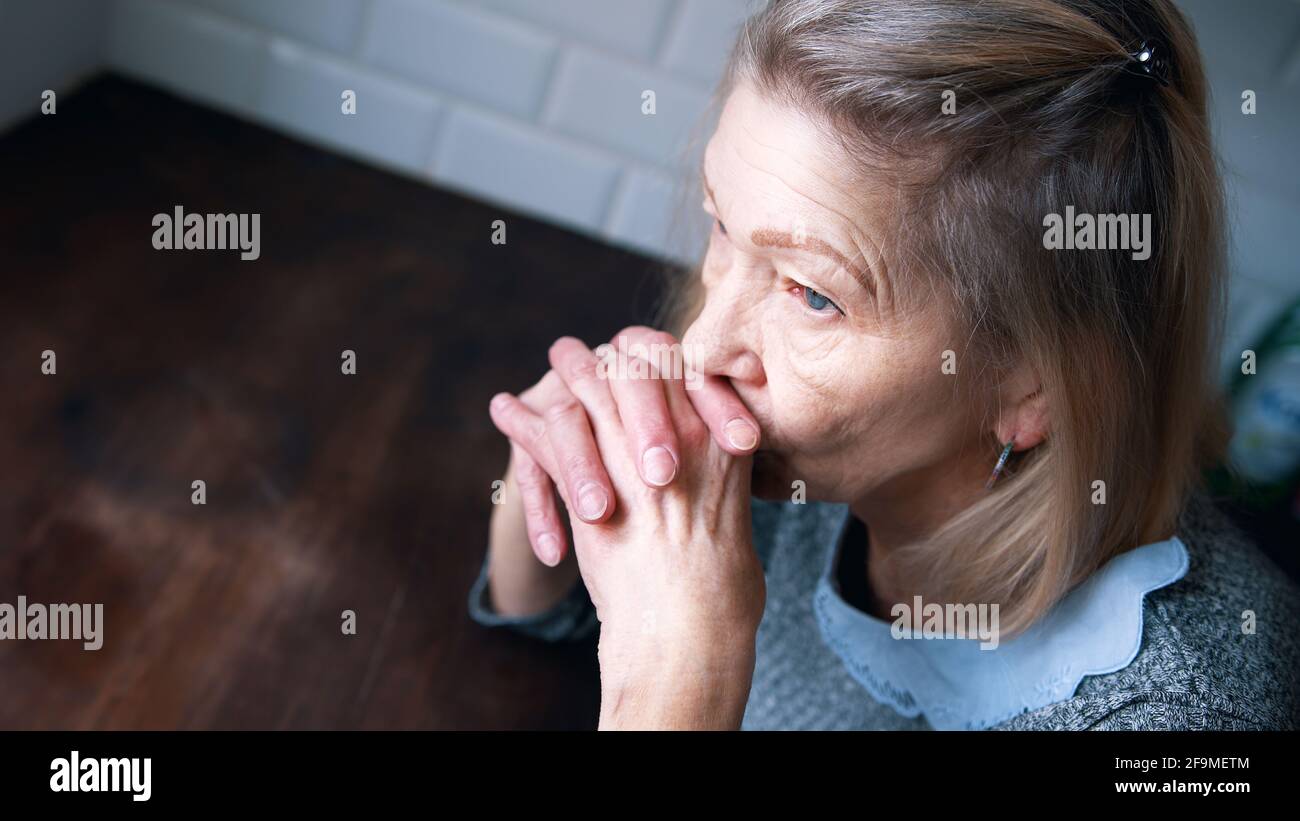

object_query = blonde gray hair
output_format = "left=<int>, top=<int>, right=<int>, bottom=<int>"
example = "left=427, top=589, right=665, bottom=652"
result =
left=663, top=0, right=1227, bottom=637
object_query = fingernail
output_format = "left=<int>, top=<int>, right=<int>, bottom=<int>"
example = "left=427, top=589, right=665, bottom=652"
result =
left=538, top=533, right=561, bottom=566
left=724, top=418, right=759, bottom=451
left=576, top=482, right=609, bottom=521
left=641, top=446, right=678, bottom=487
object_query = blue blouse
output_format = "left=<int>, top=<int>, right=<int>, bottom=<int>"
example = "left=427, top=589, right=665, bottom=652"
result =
left=810, top=504, right=1190, bottom=730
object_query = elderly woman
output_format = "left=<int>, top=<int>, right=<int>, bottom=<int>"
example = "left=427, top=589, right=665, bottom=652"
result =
left=468, top=0, right=1300, bottom=730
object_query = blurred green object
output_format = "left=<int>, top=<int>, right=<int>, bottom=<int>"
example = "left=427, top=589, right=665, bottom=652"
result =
left=1210, top=295, right=1300, bottom=513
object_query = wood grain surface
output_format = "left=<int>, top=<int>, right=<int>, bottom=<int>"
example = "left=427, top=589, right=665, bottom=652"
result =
left=0, top=76, right=675, bottom=729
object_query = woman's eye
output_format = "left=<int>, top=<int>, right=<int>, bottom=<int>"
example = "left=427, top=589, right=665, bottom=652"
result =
left=801, top=285, right=841, bottom=315
left=715, top=218, right=728, bottom=237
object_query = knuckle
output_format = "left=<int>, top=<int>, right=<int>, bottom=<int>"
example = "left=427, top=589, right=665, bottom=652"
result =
left=561, top=453, right=602, bottom=483
left=520, top=416, right=549, bottom=448
left=567, top=356, right=600, bottom=384
left=544, top=397, right=583, bottom=425
left=514, top=457, right=547, bottom=488
left=520, top=489, right=552, bottom=521
left=681, top=417, right=711, bottom=450
left=636, top=419, right=677, bottom=448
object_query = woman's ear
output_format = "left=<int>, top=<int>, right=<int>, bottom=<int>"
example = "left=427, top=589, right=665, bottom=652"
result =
left=994, top=368, right=1049, bottom=450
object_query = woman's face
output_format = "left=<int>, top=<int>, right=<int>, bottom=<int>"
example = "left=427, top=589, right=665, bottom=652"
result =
left=683, top=81, right=990, bottom=515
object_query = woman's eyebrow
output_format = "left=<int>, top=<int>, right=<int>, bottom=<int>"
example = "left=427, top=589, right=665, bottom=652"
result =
left=750, top=227, right=877, bottom=298
left=701, top=163, right=878, bottom=298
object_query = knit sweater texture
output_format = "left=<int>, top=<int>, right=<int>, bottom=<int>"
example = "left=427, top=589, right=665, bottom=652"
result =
left=467, top=492, right=1300, bottom=729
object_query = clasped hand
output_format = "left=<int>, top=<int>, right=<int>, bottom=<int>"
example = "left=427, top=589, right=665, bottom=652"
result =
left=488, top=327, right=766, bottom=729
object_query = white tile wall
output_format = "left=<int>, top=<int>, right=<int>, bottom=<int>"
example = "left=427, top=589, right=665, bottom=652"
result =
left=661, top=0, right=762, bottom=86
left=432, top=105, right=620, bottom=232
left=469, top=0, right=676, bottom=61
left=544, top=46, right=712, bottom=167
left=359, top=0, right=556, bottom=120
left=0, top=0, right=108, bottom=131
left=1176, top=0, right=1300, bottom=354
left=605, top=165, right=707, bottom=260
left=257, top=38, right=444, bottom=177
left=86, top=0, right=750, bottom=261
left=0, top=0, right=1295, bottom=344
left=188, top=0, right=367, bottom=54
left=108, top=0, right=269, bottom=119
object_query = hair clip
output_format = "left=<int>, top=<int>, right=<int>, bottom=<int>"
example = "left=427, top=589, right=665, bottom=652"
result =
left=1128, top=39, right=1170, bottom=87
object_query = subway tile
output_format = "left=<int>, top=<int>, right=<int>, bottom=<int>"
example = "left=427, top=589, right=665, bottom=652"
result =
left=257, top=39, right=443, bottom=177
left=604, top=166, right=706, bottom=262
left=107, top=0, right=268, bottom=117
left=432, top=105, right=619, bottom=231
left=184, top=0, right=367, bottom=55
left=471, top=0, right=673, bottom=61
left=361, top=0, right=555, bottom=119
left=545, top=47, right=710, bottom=167
left=660, top=0, right=757, bottom=86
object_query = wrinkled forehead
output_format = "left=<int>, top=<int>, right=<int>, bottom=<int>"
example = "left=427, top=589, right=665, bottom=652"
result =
left=706, top=84, right=864, bottom=224
left=703, top=81, right=900, bottom=292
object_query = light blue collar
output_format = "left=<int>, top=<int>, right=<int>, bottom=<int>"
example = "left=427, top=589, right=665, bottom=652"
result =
left=812, top=507, right=1189, bottom=730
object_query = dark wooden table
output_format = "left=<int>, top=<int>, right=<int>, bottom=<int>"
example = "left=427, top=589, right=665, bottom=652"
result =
left=0, top=76, right=672, bottom=729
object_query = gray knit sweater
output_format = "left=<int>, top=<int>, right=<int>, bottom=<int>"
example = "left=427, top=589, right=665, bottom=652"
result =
left=467, top=491, right=1300, bottom=729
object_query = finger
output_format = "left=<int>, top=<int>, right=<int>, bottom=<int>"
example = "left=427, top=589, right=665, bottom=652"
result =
left=599, top=340, right=681, bottom=488
left=490, top=390, right=614, bottom=524
left=658, top=351, right=712, bottom=450
left=542, top=396, right=616, bottom=524
left=547, top=337, right=620, bottom=437
left=515, top=371, right=584, bottom=504
left=660, top=366, right=753, bottom=498
left=511, top=444, right=568, bottom=567
left=489, top=391, right=559, bottom=478
left=507, top=370, right=617, bottom=520
left=517, top=369, right=567, bottom=412
left=547, top=337, right=638, bottom=501
left=686, top=374, right=761, bottom=455
left=613, top=325, right=761, bottom=456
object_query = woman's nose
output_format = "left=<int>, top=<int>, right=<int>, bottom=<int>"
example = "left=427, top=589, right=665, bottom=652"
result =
left=682, top=294, right=766, bottom=387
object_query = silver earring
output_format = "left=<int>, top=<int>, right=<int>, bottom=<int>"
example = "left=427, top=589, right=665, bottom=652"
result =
left=984, top=438, right=1015, bottom=490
